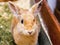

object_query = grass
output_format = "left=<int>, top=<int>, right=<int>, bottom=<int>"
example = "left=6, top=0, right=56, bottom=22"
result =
left=0, top=3, right=16, bottom=45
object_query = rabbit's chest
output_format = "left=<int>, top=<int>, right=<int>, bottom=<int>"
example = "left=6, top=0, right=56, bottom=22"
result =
left=13, top=27, right=39, bottom=45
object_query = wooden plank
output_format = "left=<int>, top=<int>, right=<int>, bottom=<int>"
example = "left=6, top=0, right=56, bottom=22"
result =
left=55, top=8, right=60, bottom=22
left=41, top=1, right=60, bottom=45
left=35, top=0, right=60, bottom=45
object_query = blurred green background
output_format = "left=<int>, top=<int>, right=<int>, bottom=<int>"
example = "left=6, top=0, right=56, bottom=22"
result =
left=0, top=3, right=15, bottom=45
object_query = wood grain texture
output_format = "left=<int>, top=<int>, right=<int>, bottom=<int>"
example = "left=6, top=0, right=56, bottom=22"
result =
left=35, top=0, right=60, bottom=45
left=54, top=8, right=60, bottom=22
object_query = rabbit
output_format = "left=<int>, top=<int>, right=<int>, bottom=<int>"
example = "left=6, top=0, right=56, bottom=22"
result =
left=8, top=0, right=42, bottom=45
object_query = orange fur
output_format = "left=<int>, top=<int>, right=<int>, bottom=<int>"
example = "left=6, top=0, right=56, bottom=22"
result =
left=13, top=24, right=40, bottom=45
left=12, top=15, right=40, bottom=45
left=8, top=1, right=42, bottom=45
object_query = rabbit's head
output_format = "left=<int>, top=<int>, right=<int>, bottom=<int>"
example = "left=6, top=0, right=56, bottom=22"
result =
left=8, top=0, right=42, bottom=35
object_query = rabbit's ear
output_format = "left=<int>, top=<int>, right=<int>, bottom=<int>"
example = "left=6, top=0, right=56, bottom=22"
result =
left=8, top=1, right=20, bottom=17
left=30, top=0, right=43, bottom=14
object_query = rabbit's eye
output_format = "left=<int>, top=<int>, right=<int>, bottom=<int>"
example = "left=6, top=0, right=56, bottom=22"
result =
left=33, top=19, right=35, bottom=22
left=21, top=19, right=23, bottom=24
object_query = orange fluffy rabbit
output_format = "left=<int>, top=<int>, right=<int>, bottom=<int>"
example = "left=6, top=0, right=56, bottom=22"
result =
left=8, top=0, right=42, bottom=45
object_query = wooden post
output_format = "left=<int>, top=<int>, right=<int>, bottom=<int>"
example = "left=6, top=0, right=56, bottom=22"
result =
left=35, top=0, right=60, bottom=45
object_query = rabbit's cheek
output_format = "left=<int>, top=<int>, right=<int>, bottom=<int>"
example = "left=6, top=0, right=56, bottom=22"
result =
left=16, top=23, right=30, bottom=35
left=16, top=23, right=24, bottom=33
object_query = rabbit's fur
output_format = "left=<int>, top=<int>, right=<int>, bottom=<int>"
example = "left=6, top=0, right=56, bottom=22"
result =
left=8, top=0, right=42, bottom=45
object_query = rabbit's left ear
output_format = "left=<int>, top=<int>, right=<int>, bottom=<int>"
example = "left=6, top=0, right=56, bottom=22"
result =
left=8, top=1, right=20, bottom=17
left=30, top=0, right=43, bottom=14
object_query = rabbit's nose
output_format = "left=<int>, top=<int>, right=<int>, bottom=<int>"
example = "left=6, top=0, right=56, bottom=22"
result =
left=28, top=31, right=32, bottom=34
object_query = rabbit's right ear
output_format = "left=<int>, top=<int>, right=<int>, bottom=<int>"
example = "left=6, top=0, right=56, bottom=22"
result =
left=8, top=1, right=19, bottom=17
